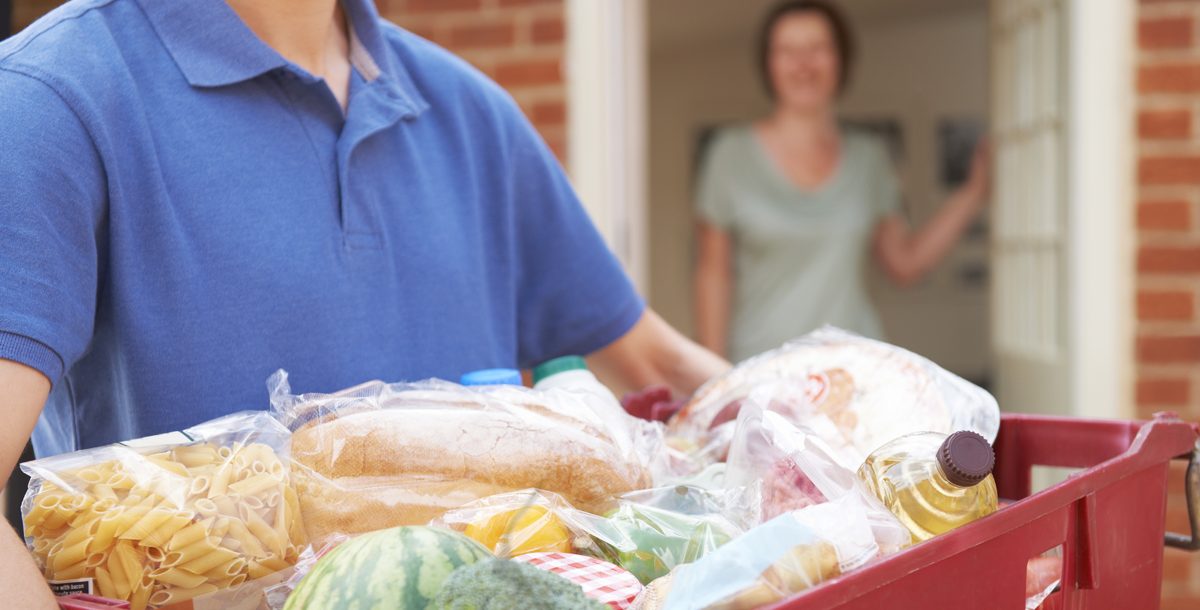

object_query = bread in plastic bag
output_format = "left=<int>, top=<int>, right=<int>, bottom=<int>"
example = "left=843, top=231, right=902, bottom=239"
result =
left=268, top=371, right=653, bottom=543
left=670, top=326, right=1001, bottom=470
left=655, top=495, right=877, bottom=610
left=20, top=411, right=306, bottom=610
left=725, top=400, right=911, bottom=555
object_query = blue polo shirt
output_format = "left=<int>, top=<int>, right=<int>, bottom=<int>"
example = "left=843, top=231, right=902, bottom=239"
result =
left=0, top=0, right=644, bottom=456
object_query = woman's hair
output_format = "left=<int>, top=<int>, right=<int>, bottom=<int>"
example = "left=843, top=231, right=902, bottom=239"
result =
left=757, top=0, right=856, bottom=98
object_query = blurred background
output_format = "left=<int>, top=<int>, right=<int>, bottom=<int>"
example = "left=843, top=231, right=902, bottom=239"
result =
left=4, top=0, right=1198, bottom=605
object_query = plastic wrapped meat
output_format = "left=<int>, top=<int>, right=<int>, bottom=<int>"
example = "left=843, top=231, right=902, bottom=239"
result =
left=670, top=327, right=1000, bottom=470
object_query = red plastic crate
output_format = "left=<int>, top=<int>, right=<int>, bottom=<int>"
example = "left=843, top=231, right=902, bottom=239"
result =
left=770, top=413, right=1200, bottom=610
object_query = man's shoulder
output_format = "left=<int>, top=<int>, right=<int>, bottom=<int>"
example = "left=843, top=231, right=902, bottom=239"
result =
left=0, top=0, right=123, bottom=70
left=377, top=20, right=523, bottom=122
left=0, top=0, right=131, bottom=111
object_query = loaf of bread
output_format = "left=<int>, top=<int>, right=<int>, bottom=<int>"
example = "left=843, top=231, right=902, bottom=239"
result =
left=289, top=384, right=650, bottom=542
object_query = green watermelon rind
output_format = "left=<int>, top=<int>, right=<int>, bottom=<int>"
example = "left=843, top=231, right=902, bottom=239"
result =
left=284, top=526, right=492, bottom=610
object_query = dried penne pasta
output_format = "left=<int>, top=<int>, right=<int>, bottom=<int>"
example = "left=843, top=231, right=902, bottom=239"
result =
left=20, top=418, right=303, bottom=608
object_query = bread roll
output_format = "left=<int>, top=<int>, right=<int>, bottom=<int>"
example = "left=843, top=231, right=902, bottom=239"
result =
left=290, top=386, right=650, bottom=542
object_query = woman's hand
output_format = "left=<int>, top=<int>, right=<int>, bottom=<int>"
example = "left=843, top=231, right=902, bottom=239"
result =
left=694, top=222, right=734, bottom=357
left=962, top=138, right=992, bottom=206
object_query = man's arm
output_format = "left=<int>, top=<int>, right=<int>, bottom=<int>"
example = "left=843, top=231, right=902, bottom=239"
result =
left=588, top=309, right=731, bottom=398
left=0, top=359, right=58, bottom=610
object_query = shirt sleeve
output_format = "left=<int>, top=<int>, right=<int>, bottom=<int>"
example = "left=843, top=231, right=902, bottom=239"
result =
left=499, top=96, right=645, bottom=367
left=0, top=67, right=105, bottom=385
left=694, top=129, right=736, bottom=229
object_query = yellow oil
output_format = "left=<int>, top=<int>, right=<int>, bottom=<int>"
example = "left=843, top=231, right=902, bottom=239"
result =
left=857, top=433, right=998, bottom=543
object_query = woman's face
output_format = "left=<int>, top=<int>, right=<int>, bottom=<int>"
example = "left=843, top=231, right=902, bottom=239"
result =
left=767, top=12, right=841, bottom=113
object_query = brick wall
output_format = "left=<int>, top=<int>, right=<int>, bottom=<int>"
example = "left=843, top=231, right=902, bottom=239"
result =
left=1137, top=1, right=1200, bottom=608
left=7, top=0, right=568, bottom=163
left=378, top=0, right=567, bottom=162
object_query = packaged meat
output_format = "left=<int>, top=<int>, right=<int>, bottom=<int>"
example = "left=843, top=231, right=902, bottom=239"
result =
left=671, top=326, right=1000, bottom=470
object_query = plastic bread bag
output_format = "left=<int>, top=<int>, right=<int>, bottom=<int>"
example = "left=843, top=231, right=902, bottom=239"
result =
left=656, top=494, right=878, bottom=610
left=670, top=326, right=1001, bottom=471
left=725, top=401, right=911, bottom=554
left=268, top=371, right=653, bottom=544
left=19, top=411, right=306, bottom=610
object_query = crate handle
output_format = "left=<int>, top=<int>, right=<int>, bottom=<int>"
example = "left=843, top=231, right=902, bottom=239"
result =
left=1164, top=441, right=1200, bottom=551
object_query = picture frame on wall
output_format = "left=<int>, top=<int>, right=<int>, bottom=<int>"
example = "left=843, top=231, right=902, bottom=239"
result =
left=938, top=117, right=986, bottom=188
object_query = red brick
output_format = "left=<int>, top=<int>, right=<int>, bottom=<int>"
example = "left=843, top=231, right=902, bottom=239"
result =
left=1140, top=63, right=1200, bottom=93
left=494, top=59, right=562, bottom=88
left=1163, top=549, right=1195, bottom=583
left=530, top=100, right=566, bottom=126
left=1139, top=200, right=1193, bottom=231
left=1139, top=108, right=1193, bottom=139
left=1140, top=16, right=1195, bottom=50
left=1139, top=155, right=1200, bottom=185
left=1138, top=335, right=1200, bottom=363
left=1161, top=596, right=1200, bottom=610
left=1139, top=290, right=1195, bottom=320
left=405, top=0, right=482, bottom=13
left=498, top=0, right=561, bottom=7
left=1137, top=377, right=1191, bottom=405
left=447, top=22, right=517, bottom=50
left=1139, top=246, right=1200, bottom=273
left=531, top=16, right=565, bottom=44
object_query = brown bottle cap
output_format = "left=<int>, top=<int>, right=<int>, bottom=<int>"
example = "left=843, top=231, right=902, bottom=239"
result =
left=937, top=431, right=995, bottom=487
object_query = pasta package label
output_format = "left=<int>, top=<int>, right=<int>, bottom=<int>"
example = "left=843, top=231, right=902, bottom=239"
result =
left=47, top=578, right=94, bottom=596
left=20, top=412, right=306, bottom=610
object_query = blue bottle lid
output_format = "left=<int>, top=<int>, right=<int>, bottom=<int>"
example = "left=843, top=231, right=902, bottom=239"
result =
left=460, top=368, right=523, bottom=387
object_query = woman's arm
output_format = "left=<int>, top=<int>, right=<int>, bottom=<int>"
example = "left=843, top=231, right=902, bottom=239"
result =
left=588, top=309, right=731, bottom=398
left=874, top=142, right=990, bottom=287
left=0, top=359, right=58, bottom=610
left=693, top=221, right=734, bottom=357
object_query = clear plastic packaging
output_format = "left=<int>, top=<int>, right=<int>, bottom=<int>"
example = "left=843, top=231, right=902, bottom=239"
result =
left=670, top=326, right=1001, bottom=471
left=20, top=412, right=306, bottom=610
left=434, top=487, right=751, bottom=586
left=725, top=403, right=911, bottom=555
left=432, top=489, right=591, bottom=558
left=268, top=371, right=656, bottom=544
left=654, top=495, right=878, bottom=610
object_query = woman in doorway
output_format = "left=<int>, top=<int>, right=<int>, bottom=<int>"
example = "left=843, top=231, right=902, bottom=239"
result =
left=693, top=0, right=991, bottom=363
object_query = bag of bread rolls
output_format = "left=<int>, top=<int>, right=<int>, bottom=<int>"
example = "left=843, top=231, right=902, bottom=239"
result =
left=655, top=494, right=878, bottom=610
left=268, top=371, right=654, bottom=544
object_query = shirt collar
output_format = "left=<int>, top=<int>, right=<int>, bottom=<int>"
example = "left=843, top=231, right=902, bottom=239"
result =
left=137, top=0, right=428, bottom=115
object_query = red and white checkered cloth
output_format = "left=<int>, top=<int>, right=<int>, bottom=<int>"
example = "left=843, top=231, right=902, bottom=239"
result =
left=512, top=552, right=643, bottom=609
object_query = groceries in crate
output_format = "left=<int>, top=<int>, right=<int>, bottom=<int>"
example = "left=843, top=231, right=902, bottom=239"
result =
left=27, top=332, right=1017, bottom=609
left=282, top=526, right=491, bottom=610
left=857, top=430, right=998, bottom=543
left=669, top=327, right=1000, bottom=471
left=21, top=412, right=304, bottom=610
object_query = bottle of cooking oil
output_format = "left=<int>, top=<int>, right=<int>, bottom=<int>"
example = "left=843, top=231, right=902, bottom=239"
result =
left=857, top=430, right=998, bottom=543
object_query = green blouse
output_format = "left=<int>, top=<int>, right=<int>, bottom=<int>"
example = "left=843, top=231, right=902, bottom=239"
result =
left=697, top=125, right=900, bottom=363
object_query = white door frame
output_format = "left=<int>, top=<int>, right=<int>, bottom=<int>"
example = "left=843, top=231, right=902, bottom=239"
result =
left=564, top=0, right=649, bottom=291
left=1065, top=0, right=1134, bottom=419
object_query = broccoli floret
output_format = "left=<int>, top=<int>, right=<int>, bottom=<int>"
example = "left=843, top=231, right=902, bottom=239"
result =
left=431, top=558, right=609, bottom=610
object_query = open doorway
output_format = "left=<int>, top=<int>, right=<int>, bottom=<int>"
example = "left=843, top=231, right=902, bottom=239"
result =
left=645, top=0, right=993, bottom=388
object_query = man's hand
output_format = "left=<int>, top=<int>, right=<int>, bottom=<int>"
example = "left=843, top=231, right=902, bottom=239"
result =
left=0, top=359, right=58, bottom=609
left=588, top=309, right=731, bottom=399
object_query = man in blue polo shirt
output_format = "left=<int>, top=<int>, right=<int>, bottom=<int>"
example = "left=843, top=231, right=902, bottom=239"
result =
left=0, top=0, right=728, bottom=604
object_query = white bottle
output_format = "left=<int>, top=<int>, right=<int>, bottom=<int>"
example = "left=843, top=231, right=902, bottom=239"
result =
left=533, top=356, right=633, bottom=451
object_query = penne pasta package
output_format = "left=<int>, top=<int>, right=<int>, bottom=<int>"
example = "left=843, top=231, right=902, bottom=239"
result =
left=20, top=411, right=306, bottom=610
